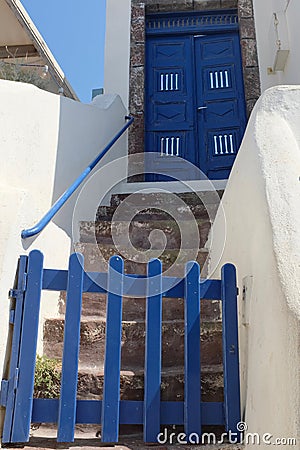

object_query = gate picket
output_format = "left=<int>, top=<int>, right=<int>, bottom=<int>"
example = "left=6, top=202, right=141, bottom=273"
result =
left=101, top=256, right=124, bottom=443
left=221, top=264, right=241, bottom=437
left=2, top=255, right=28, bottom=443
left=11, top=250, right=44, bottom=443
left=143, top=259, right=162, bottom=442
left=57, top=253, right=84, bottom=442
left=184, top=261, right=201, bottom=437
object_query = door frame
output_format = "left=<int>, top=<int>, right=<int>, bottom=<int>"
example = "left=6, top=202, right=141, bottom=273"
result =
left=128, top=2, right=261, bottom=176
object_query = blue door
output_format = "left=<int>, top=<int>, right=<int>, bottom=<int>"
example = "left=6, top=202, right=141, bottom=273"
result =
left=194, top=34, right=247, bottom=179
left=145, top=26, right=247, bottom=180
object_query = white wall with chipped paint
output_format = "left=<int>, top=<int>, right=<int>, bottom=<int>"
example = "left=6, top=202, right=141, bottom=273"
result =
left=209, top=86, right=300, bottom=447
left=0, top=79, right=127, bottom=369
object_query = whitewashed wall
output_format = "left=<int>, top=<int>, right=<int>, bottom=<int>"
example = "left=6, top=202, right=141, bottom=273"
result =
left=0, top=79, right=127, bottom=368
left=104, top=0, right=131, bottom=108
left=209, top=86, right=300, bottom=447
left=253, top=0, right=300, bottom=91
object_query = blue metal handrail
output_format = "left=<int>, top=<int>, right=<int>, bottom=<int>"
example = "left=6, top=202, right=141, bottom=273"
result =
left=21, top=115, right=134, bottom=239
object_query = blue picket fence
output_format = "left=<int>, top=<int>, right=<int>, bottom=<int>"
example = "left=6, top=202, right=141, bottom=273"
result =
left=0, top=250, right=241, bottom=444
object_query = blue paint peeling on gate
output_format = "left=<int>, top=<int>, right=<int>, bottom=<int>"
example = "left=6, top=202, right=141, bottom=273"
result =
left=0, top=250, right=241, bottom=444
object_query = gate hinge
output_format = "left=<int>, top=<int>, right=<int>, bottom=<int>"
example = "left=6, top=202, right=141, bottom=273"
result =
left=0, top=369, right=20, bottom=406
left=0, top=380, right=9, bottom=406
left=8, top=289, right=21, bottom=299
left=8, top=273, right=27, bottom=299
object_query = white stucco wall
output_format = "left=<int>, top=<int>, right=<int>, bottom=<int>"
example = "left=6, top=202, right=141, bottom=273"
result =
left=253, top=0, right=300, bottom=92
left=209, top=86, right=300, bottom=448
left=104, top=0, right=131, bottom=108
left=0, top=79, right=127, bottom=368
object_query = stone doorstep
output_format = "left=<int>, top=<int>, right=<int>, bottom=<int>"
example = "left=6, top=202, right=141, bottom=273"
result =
left=79, top=218, right=211, bottom=250
left=59, top=292, right=221, bottom=322
left=43, top=319, right=223, bottom=369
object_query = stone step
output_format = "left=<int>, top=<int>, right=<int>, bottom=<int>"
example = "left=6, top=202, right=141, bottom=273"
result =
left=97, top=203, right=218, bottom=223
left=44, top=318, right=222, bottom=369
left=110, top=190, right=224, bottom=208
left=79, top=218, right=211, bottom=250
left=74, top=242, right=209, bottom=277
left=59, top=292, right=221, bottom=322
left=76, top=365, right=224, bottom=402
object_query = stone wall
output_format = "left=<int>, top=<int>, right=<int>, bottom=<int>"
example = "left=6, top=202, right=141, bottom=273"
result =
left=129, top=0, right=260, bottom=157
left=238, top=0, right=260, bottom=116
left=129, top=2, right=145, bottom=157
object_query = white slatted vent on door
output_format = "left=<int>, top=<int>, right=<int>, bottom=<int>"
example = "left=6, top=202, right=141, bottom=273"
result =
left=209, top=70, right=230, bottom=89
left=160, top=73, right=180, bottom=91
left=213, top=134, right=235, bottom=155
left=160, top=137, right=181, bottom=156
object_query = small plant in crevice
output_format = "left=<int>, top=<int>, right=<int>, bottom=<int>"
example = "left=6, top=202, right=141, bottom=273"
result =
left=34, top=355, right=61, bottom=399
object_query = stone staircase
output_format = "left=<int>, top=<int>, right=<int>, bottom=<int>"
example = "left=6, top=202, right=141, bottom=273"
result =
left=43, top=190, right=224, bottom=409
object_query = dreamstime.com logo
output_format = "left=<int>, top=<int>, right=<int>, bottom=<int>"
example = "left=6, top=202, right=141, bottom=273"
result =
left=157, top=422, right=298, bottom=446
left=72, top=152, right=227, bottom=294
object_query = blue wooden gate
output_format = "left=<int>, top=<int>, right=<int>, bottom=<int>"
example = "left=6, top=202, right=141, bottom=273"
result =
left=145, top=10, right=247, bottom=181
left=0, top=250, right=241, bottom=444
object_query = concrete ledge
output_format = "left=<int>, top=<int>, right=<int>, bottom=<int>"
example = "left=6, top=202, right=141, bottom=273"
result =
left=111, top=180, right=227, bottom=195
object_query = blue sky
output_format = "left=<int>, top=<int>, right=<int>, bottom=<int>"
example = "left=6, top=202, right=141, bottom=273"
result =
left=21, top=0, right=106, bottom=103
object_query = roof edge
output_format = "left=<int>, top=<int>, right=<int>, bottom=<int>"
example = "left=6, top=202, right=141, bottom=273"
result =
left=5, top=0, right=79, bottom=100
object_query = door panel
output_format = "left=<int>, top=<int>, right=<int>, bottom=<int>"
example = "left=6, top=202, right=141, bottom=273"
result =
left=145, top=36, right=196, bottom=180
left=145, top=130, right=199, bottom=181
left=154, top=101, right=188, bottom=128
left=205, top=99, right=239, bottom=124
left=146, top=37, right=194, bottom=131
left=195, top=33, right=246, bottom=179
left=201, top=37, right=235, bottom=60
